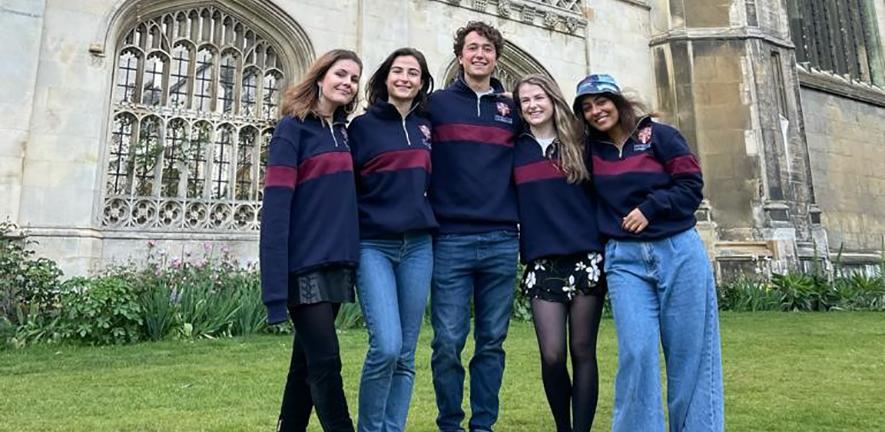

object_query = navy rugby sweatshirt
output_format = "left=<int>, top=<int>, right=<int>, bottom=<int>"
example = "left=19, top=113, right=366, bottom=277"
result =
left=348, top=101, right=438, bottom=239
left=513, top=134, right=604, bottom=263
left=426, top=77, right=520, bottom=233
left=588, top=116, right=703, bottom=241
left=259, top=113, right=359, bottom=324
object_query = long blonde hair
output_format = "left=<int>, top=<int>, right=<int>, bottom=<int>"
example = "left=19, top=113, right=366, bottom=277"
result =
left=280, top=49, right=362, bottom=120
left=513, top=74, right=588, bottom=183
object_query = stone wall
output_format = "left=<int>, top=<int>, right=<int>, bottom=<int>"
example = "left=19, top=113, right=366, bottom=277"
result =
left=0, top=0, right=46, bottom=223
left=802, top=87, right=885, bottom=263
left=11, top=0, right=653, bottom=275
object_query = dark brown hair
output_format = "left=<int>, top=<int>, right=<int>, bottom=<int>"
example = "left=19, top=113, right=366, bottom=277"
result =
left=578, top=92, right=651, bottom=138
left=453, top=21, right=504, bottom=60
left=280, top=49, right=362, bottom=120
left=366, top=48, right=435, bottom=108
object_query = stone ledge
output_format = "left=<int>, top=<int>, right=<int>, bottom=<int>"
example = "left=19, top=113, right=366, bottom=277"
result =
left=21, top=226, right=259, bottom=241
left=798, top=67, right=885, bottom=108
left=649, top=27, right=794, bottom=49
left=615, top=0, right=650, bottom=10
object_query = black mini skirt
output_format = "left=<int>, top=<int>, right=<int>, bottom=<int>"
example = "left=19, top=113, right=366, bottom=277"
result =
left=287, top=264, right=356, bottom=306
left=521, top=252, right=606, bottom=303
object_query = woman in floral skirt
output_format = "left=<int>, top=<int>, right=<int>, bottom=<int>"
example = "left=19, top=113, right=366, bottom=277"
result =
left=512, top=74, right=607, bottom=432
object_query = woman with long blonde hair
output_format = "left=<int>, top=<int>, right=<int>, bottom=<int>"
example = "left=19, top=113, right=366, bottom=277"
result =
left=512, top=74, right=606, bottom=432
left=260, top=49, right=362, bottom=432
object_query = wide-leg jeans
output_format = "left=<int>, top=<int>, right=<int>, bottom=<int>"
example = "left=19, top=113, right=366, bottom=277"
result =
left=604, top=228, right=724, bottom=432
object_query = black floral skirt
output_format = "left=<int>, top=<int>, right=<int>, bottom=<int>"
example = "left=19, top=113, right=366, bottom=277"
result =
left=287, top=264, right=356, bottom=307
left=521, top=251, right=606, bottom=303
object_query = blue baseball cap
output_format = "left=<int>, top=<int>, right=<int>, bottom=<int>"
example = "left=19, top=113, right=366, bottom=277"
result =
left=573, top=74, right=621, bottom=114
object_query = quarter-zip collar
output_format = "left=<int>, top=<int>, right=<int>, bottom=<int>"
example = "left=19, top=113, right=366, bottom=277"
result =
left=448, top=72, right=507, bottom=117
left=369, top=100, right=421, bottom=147
left=307, top=110, right=348, bottom=148
left=590, top=114, right=653, bottom=158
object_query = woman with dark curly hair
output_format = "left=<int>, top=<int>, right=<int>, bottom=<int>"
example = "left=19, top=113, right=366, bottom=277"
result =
left=574, top=73, right=724, bottom=432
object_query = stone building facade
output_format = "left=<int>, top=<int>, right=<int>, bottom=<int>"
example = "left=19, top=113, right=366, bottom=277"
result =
left=1, top=0, right=883, bottom=278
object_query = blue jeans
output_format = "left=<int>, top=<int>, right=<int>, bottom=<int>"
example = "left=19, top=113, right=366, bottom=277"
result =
left=430, top=230, right=519, bottom=432
left=356, top=233, right=433, bottom=432
left=604, top=229, right=724, bottom=432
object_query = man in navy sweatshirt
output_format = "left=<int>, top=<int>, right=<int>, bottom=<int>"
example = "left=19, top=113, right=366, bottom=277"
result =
left=426, top=21, right=520, bottom=432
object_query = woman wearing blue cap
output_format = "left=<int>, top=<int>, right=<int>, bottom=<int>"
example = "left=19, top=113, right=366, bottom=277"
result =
left=573, top=74, right=724, bottom=432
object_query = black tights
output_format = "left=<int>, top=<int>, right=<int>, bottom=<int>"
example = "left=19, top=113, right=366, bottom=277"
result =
left=278, top=302, right=354, bottom=432
left=531, top=295, right=605, bottom=432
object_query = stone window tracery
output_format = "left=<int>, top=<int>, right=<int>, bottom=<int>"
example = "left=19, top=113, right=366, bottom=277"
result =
left=103, top=6, right=289, bottom=232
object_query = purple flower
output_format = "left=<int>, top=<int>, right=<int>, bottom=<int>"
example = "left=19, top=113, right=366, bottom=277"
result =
left=171, top=258, right=182, bottom=269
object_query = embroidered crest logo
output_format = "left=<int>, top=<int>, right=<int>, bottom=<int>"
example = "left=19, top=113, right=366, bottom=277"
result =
left=633, top=125, right=652, bottom=151
left=496, top=102, right=511, bottom=117
left=418, top=124, right=432, bottom=148
left=495, top=102, right=513, bottom=124
left=637, top=125, right=652, bottom=144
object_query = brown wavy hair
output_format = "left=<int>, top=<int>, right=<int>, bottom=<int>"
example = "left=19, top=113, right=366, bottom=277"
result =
left=453, top=21, right=504, bottom=60
left=514, top=74, right=588, bottom=183
left=280, top=49, right=362, bottom=120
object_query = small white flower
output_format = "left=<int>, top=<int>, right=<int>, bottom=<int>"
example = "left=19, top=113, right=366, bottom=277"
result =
left=587, top=259, right=601, bottom=282
left=562, top=275, right=577, bottom=299
left=534, top=260, right=547, bottom=271
left=575, top=262, right=588, bottom=272
left=525, top=271, right=537, bottom=288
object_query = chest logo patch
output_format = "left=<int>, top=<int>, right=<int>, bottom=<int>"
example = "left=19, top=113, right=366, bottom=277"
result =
left=633, top=125, right=652, bottom=151
left=418, top=124, right=432, bottom=148
left=495, top=102, right=513, bottom=124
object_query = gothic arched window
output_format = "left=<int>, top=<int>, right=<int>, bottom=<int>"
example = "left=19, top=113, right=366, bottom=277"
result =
left=103, top=6, right=290, bottom=232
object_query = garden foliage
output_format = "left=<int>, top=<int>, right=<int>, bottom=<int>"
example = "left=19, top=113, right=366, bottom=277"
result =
left=3, top=223, right=883, bottom=347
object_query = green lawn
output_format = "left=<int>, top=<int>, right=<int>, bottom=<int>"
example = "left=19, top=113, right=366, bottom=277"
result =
left=2, top=312, right=883, bottom=431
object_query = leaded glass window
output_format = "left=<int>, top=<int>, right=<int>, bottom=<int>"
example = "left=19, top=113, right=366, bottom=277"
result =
left=103, top=6, right=288, bottom=232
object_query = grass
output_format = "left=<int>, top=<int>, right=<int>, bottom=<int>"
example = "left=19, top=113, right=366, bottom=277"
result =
left=1, top=312, right=883, bottom=431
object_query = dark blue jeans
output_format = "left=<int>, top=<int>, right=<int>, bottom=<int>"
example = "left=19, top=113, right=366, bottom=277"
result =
left=430, top=230, right=519, bottom=432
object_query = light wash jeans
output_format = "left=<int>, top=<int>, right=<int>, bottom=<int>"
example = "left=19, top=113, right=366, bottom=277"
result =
left=356, top=233, right=433, bottom=432
left=604, top=228, right=724, bottom=432
left=430, top=230, right=519, bottom=432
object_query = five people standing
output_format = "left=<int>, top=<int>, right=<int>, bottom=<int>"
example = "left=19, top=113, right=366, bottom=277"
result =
left=260, top=22, right=724, bottom=432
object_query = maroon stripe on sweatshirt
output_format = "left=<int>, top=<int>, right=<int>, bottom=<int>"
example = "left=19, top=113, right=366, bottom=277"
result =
left=265, top=165, right=297, bottom=188
left=514, top=160, right=565, bottom=184
left=592, top=153, right=664, bottom=176
left=665, top=154, right=701, bottom=176
left=298, top=151, right=353, bottom=184
left=433, top=123, right=514, bottom=147
left=360, top=148, right=431, bottom=176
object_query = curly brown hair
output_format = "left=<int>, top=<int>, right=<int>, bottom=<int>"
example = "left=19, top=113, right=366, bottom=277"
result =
left=453, top=21, right=504, bottom=59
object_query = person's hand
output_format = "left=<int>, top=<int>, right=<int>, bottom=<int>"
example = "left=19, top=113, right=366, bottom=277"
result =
left=622, top=208, right=649, bottom=234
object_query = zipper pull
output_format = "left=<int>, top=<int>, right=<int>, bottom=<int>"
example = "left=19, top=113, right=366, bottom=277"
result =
left=402, top=119, right=412, bottom=146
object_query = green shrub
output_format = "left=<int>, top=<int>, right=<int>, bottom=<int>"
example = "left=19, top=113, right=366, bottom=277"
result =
left=54, top=276, right=144, bottom=345
left=718, top=277, right=779, bottom=311
left=0, top=221, right=63, bottom=327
